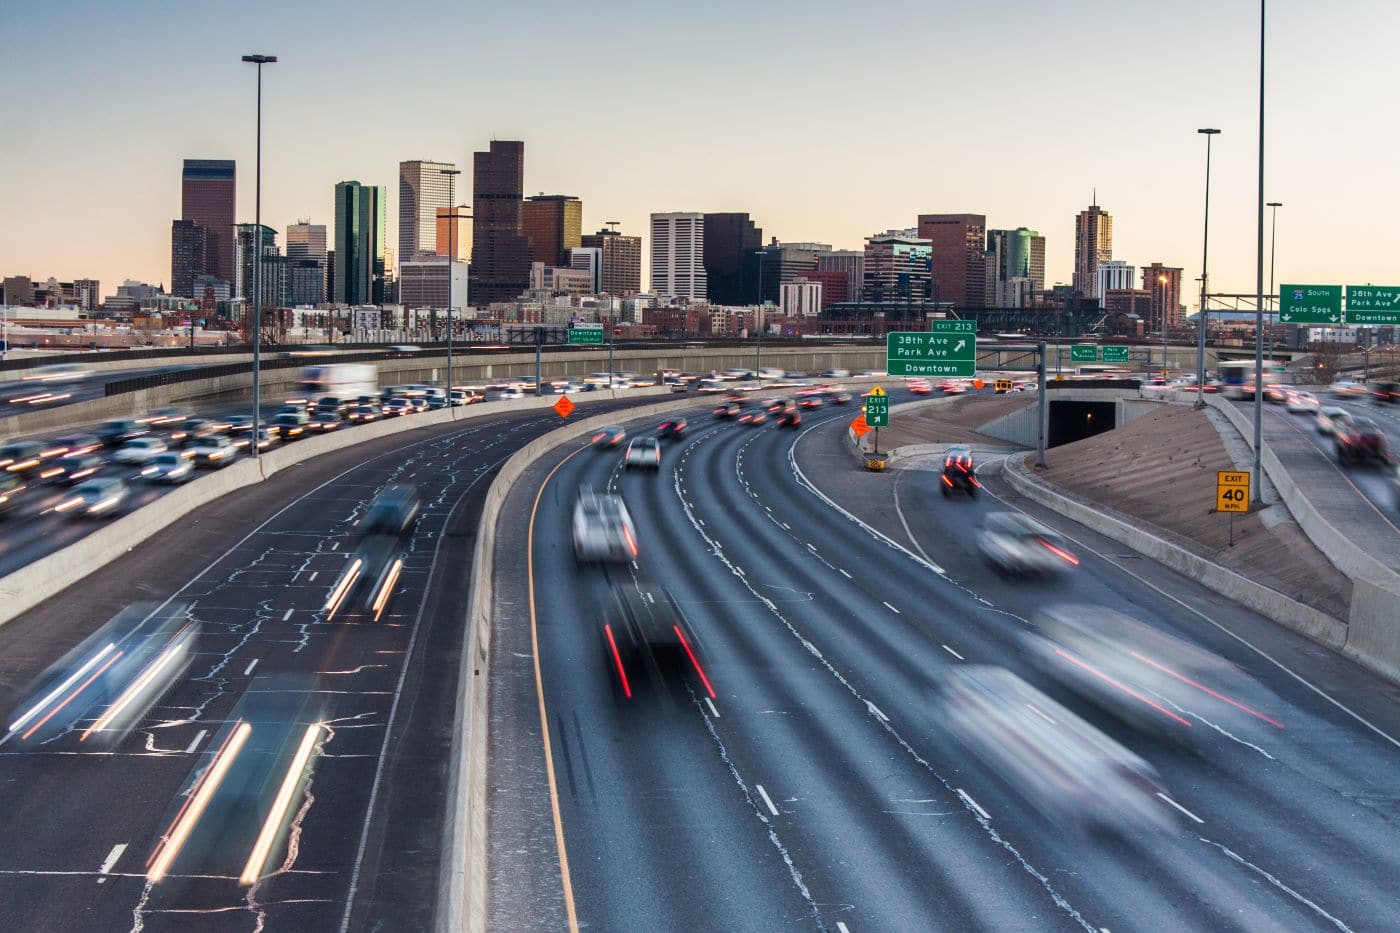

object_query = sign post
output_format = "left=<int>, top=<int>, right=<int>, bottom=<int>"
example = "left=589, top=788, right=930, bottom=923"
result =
left=1279, top=285, right=1342, bottom=325
left=887, top=322, right=976, bottom=377
left=1345, top=285, right=1400, bottom=326
left=1216, top=470, right=1250, bottom=546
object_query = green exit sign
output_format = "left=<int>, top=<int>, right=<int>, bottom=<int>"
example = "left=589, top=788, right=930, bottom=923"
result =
left=1070, top=345, right=1098, bottom=363
left=567, top=325, right=604, bottom=345
left=865, top=393, right=889, bottom=427
left=1279, top=284, right=1342, bottom=324
left=1345, top=285, right=1400, bottom=325
left=887, top=322, right=977, bottom=377
left=1101, top=345, right=1130, bottom=363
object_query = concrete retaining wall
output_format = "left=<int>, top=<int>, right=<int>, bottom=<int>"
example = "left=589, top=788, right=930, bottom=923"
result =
left=1347, top=577, right=1400, bottom=684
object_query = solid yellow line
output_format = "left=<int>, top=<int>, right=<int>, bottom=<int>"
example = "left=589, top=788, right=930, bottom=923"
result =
left=527, top=443, right=588, bottom=933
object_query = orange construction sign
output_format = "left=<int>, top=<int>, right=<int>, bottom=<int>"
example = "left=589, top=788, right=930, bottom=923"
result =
left=851, top=415, right=870, bottom=438
left=552, top=395, right=575, bottom=419
left=972, top=378, right=985, bottom=390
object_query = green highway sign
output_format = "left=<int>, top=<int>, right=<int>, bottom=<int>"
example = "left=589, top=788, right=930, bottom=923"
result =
left=1345, top=285, right=1400, bottom=325
left=567, top=325, right=604, bottom=345
left=887, top=321, right=977, bottom=377
left=1279, top=284, right=1342, bottom=325
left=865, top=388, right=889, bottom=427
left=1070, top=345, right=1098, bottom=363
left=1102, top=345, right=1130, bottom=363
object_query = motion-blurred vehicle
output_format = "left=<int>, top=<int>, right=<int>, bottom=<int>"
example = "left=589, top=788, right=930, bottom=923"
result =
left=450, top=388, right=482, bottom=406
left=1315, top=406, right=1351, bottom=435
left=382, top=397, right=414, bottom=417
left=20, top=362, right=91, bottom=383
left=737, top=407, right=768, bottom=426
left=977, top=511, right=1079, bottom=576
left=776, top=407, right=802, bottom=428
left=1372, top=381, right=1399, bottom=404
left=1328, top=379, right=1366, bottom=398
left=713, top=400, right=742, bottom=419
left=1335, top=416, right=1390, bottom=466
left=189, top=436, right=239, bottom=468
left=624, top=437, right=662, bottom=470
left=827, top=390, right=852, bottom=405
left=1284, top=389, right=1319, bottom=414
left=697, top=377, right=726, bottom=393
left=347, top=404, right=380, bottom=423
left=112, top=436, right=169, bottom=465
left=656, top=417, right=688, bottom=440
left=361, top=484, right=421, bottom=536
left=940, top=665, right=1172, bottom=833
left=0, top=473, right=25, bottom=516
left=940, top=445, right=980, bottom=497
left=298, top=363, right=377, bottom=405
left=0, top=440, right=46, bottom=477
left=60, top=477, right=129, bottom=518
left=273, top=411, right=309, bottom=441
left=315, top=395, right=351, bottom=416
left=591, top=426, right=627, bottom=448
left=760, top=397, right=788, bottom=413
left=325, top=485, right=421, bottom=621
left=572, top=488, right=637, bottom=563
left=42, top=453, right=105, bottom=485
left=169, top=417, right=223, bottom=446
left=907, top=379, right=933, bottom=395
left=308, top=411, right=343, bottom=433
left=820, top=368, right=851, bottom=379
left=141, top=406, right=190, bottom=427
left=96, top=419, right=147, bottom=447
left=940, top=379, right=969, bottom=395
left=47, top=433, right=102, bottom=458
left=796, top=391, right=824, bottom=410
left=484, top=384, right=525, bottom=401
left=226, top=414, right=254, bottom=435
left=1264, top=383, right=1291, bottom=404
left=600, top=583, right=714, bottom=701
left=141, top=451, right=195, bottom=484
left=232, top=427, right=279, bottom=453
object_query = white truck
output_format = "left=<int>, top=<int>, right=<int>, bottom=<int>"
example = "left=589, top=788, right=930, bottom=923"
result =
left=294, top=364, right=378, bottom=406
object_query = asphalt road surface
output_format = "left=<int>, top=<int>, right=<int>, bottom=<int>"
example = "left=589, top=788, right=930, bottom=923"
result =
left=0, top=365, right=193, bottom=411
left=491, top=393, right=1400, bottom=931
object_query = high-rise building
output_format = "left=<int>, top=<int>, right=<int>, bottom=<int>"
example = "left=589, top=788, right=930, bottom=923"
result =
left=650, top=213, right=706, bottom=300
left=286, top=221, right=328, bottom=304
left=471, top=140, right=531, bottom=304
left=1141, top=262, right=1184, bottom=332
left=917, top=213, right=986, bottom=308
left=73, top=279, right=100, bottom=312
left=580, top=228, right=642, bottom=297
left=570, top=247, right=602, bottom=294
left=171, top=219, right=207, bottom=298
left=399, top=160, right=458, bottom=267
left=1096, top=260, right=1136, bottom=300
left=399, top=258, right=469, bottom=311
left=817, top=250, right=865, bottom=303
left=780, top=280, right=823, bottom=317
left=181, top=159, right=236, bottom=285
left=745, top=239, right=828, bottom=306
left=863, top=230, right=932, bottom=301
left=805, top=269, right=848, bottom=310
left=522, top=195, right=583, bottom=269
left=333, top=181, right=387, bottom=305
left=436, top=207, right=471, bottom=262
left=702, top=213, right=762, bottom=305
left=235, top=223, right=283, bottom=309
left=985, top=227, right=1045, bottom=307
left=1074, top=198, right=1113, bottom=297
left=2, top=276, right=34, bottom=306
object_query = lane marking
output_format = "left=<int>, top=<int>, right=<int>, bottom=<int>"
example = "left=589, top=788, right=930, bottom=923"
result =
left=837, top=924, right=851, bottom=933
left=865, top=701, right=889, bottom=722
left=957, top=788, right=991, bottom=821
left=838, top=568, right=851, bottom=579
left=308, top=571, right=318, bottom=582
left=243, top=659, right=259, bottom=676
left=882, top=601, right=900, bottom=614
left=942, top=644, right=964, bottom=661
left=331, top=541, right=339, bottom=551
left=183, top=729, right=207, bottom=754
left=282, top=608, right=294, bottom=621
left=1156, top=793, right=1204, bottom=824
left=704, top=697, right=721, bottom=719
left=97, top=843, right=127, bottom=883
left=755, top=784, right=781, bottom=817
left=892, top=463, right=941, bottom=567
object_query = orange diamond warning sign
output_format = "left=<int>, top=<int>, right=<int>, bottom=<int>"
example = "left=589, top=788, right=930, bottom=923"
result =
left=851, top=415, right=870, bottom=438
left=553, top=395, right=575, bottom=419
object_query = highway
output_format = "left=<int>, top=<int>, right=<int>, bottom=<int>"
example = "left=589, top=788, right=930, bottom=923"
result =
left=0, top=396, right=659, bottom=931
left=491, top=393, right=1400, bottom=931
left=0, top=365, right=195, bottom=411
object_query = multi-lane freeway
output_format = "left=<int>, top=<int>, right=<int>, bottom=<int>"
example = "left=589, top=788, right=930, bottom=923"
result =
left=490, top=392, right=1400, bottom=931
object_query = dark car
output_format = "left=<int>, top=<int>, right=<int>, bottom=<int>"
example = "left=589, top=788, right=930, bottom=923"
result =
left=46, top=433, right=102, bottom=458
left=0, top=440, right=47, bottom=477
left=776, top=407, right=802, bottom=428
left=713, top=401, right=742, bottom=419
left=308, top=411, right=343, bottom=433
left=761, top=397, right=789, bottom=413
left=0, top=473, right=27, bottom=517
left=1373, top=381, right=1400, bottom=405
left=657, top=418, right=688, bottom=440
left=600, top=583, right=713, bottom=700
left=43, top=453, right=106, bottom=485
left=941, top=444, right=980, bottom=497
left=226, top=414, right=255, bottom=435
left=96, top=419, right=147, bottom=448
left=360, top=484, right=421, bottom=536
left=827, top=390, right=853, bottom=405
left=347, top=405, right=380, bottom=424
left=797, top=392, right=825, bottom=410
left=591, top=426, right=628, bottom=448
left=1335, top=416, right=1391, bottom=466
left=737, top=407, right=768, bottom=426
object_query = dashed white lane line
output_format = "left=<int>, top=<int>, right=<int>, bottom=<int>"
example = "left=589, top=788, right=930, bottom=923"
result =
left=806, top=543, right=818, bottom=553
left=1156, top=793, right=1205, bottom=824
left=184, top=729, right=208, bottom=754
left=330, top=541, right=340, bottom=551
left=282, top=608, right=294, bottom=621
left=781, top=522, right=791, bottom=530
left=96, top=843, right=127, bottom=884
left=838, top=568, right=852, bottom=579
left=244, top=659, right=259, bottom=676
left=755, top=784, right=781, bottom=817
left=957, top=788, right=991, bottom=821
left=882, top=601, right=900, bottom=614
left=704, top=697, right=721, bottom=719
left=308, top=571, right=319, bottom=582
left=942, top=644, right=964, bottom=661
left=865, top=701, right=889, bottom=722
left=837, top=923, right=851, bottom=933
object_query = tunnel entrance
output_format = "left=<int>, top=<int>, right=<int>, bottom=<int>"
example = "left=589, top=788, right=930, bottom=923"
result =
left=1048, top=401, right=1116, bottom=447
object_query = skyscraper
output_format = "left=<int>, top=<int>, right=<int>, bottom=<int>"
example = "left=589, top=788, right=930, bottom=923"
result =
left=399, top=160, right=457, bottom=267
left=916, top=213, right=986, bottom=308
left=1074, top=198, right=1113, bottom=298
left=235, top=224, right=283, bottom=309
left=522, top=195, right=583, bottom=269
left=436, top=207, right=471, bottom=262
left=817, top=251, right=865, bottom=303
left=1141, top=262, right=1184, bottom=332
left=863, top=230, right=932, bottom=301
left=581, top=227, right=643, bottom=297
left=985, top=227, right=1045, bottom=307
left=181, top=159, right=236, bottom=285
left=650, top=213, right=706, bottom=300
left=1096, top=260, right=1136, bottom=299
left=333, top=181, right=387, bottom=305
left=702, top=213, right=762, bottom=305
left=471, top=140, right=531, bottom=305
left=171, top=219, right=207, bottom=298
left=286, top=221, right=328, bottom=305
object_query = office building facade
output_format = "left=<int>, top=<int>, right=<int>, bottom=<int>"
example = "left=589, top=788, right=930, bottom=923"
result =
left=471, top=140, right=531, bottom=304
left=780, top=280, right=823, bottom=317
left=171, top=219, right=207, bottom=299
left=702, top=213, right=762, bottom=305
left=985, top=227, right=1045, bottom=307
left=436, top=207, right=471, bottom=262
left=399, top=258, right=469, bottom=311
left=333, top=181, right=387, bottom=305
left=581, top=228, right=642, bottom=297
left=181, top=159, right=236, bottom=286
left=235, top=223, right=283, bottom=310
left=817, top=250, right=865, bottom=303
left=1074, top=199, right=1113, bottom=297
left=1096, top=260, right=1136, bottom=300
left=1142, top=262, right=1184, bottom=332
left=399, top=160, right=458, bottom=267
left=917, top=213, right=986, bottom=308
left=286, top=221, right=328, bottom=304
left=863, top=231, right=933, bottom=301
left=570, top=247, right=602, bottom=294
left=650, top=212, right=706, bottom=300
left=522, top=195, right=582, bottom=269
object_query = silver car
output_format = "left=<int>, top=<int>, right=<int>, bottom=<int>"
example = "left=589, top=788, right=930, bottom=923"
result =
left=623, top=438, right=661, bottom=471
left=142, top=451, right=195, bottom=484
left=977, top=511, right=1080, bottom=576
left=572, top=489, right=638, bottom=563
left=1315, top=406, right=1351, bottom=436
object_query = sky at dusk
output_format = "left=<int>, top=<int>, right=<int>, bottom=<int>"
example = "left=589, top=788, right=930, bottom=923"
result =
left=2, top=0, right=1397, bottom=307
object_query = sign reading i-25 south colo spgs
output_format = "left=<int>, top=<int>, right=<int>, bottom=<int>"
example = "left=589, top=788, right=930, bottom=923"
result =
left=887, top=321, right=977, bottom=377
left=1279, top=284, right=1342, bottom=324
left=1345, top=285, right=1400, bottom=325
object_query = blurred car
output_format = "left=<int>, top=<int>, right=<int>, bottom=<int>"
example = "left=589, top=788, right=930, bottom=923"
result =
left=139, top=406, right=188, bottom=426
left=1284, top=390, right=1319, bottom=414
left=1371, top=381, right=1399, bottom=404
left=0, top=473, right=26, bottom=516
left=713, top=400, right=742, bottom=419
left=141, top=451, right=195, bottom=484
left=737, top=407, right=768, bottom=426
left=907, top=379, right=933, bottom=395
left=326, top=487, right=421, bottom=621
left=46, top=433, right=102, bottom=458
left=450, top=388, right=483, bottom=406
left=1315, top=406, right=1351, bottom=436
left=112, top=436, right=169, bottom=465
left=226, top=414, right=254, bottom=435
left=572, top=488, right=637, bottom=563
left=796, top=392, right=824, bottom=410
left=1335, top=416, right=1390, bottom=466
left=308, top=411, right=343, bottom=433
left=188, top=437, right=239, bottom=468
left=272, top=411, right=309, bottom=441
left=827, top=390, right=852, bottom=405
left=697, top=378, right=726, bottom=394
left=382, top=397, right=414, bottom=417
left=819, top=368, right=851, bottom=379
left=169, top=417, right=223, bottom=445
left=232, top=427, right=279, bottom=453
left=656, top=418, right=688, bottom=440
left=776, top=407, right=802, bottom=428
left=940, top=379, right=969, bottom=395
left=601, top=583, right=713, bottom=700
left=42, top=453, right=105, bottom=485
left=0, top=440, right=46, bottom=477
left=361, top=484, right=421, bottom=536
left=59, top=477, right=129, bottom=518
left=1264, top=383, right=1291, bottom=404
left=591, top=426, right=627, bottom=448
left=760, top=397, right=788, bottom=413
left=940, top=665, right=1172, bottom=833
left=623, top=437, right=662, bottom=470
left=484, top=384, right=525, bottom=401
left=1328, top=379, right=1366, bottom=398
left=940, top=445, right=980, bottom=497
left=977, top=511, right=1079, bottom=576
left=21, top=362, right=90, bottom=383
left=347, top=404, right=380, bottom=424
left=96, top=419, right=147, bottom=447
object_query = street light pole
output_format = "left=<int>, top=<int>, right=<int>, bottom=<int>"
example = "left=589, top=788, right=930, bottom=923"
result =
left=754, top=250, right=767, bottom=384
left=439, top=168, right=461, bottom=399
left=1196, top=128, right=1220, bottom=407
left=1159, top=273, right=1169, bottom=379
left=1251, top=0, right=1266, bottom=506
left=1267, top=201, right=1282, bottom=362
left=242, top=53, right=276, bottom=460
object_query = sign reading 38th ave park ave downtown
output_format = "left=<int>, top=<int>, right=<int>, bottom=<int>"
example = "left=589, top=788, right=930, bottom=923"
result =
left=887, top=322, right=977, bottom=377
left=1344, top=285, right=1400, bottom=325
left=1278, top=283, right=1400, bottom=325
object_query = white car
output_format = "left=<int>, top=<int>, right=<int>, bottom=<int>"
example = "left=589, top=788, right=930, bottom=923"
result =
left=977, top=511, right=1080, bottom=577
left=623, top=438, right=661, bottom=470
left=1328, top=380, right=1367, bottom=398
left=1285, top=390, right=1320, bottom=414
left=1316, top=406, right=1352, bottom=436
left=572, top=489, right=638, bottom=563
left=112, top=436, right=169, bottom=465
left=141, top=451, right=195, bottom=484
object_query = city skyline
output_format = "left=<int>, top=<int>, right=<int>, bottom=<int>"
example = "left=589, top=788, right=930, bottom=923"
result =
left=3, top=1, right=1398, bottom=303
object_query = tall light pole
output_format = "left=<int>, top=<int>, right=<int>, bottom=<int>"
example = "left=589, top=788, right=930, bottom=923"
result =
left=1159, top=273, right=1170, bottom=378
left=1196, top=128, right=1220, bottom=407
left=1266, top=201, right=1282, bottom=362
left=1251, top=1, right=1266, bottom=506
left=439, top=168, right=461, bottom=397
left=754, top=250, right=767, bottom=383
left=242, top=53, right=276, bottom=460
